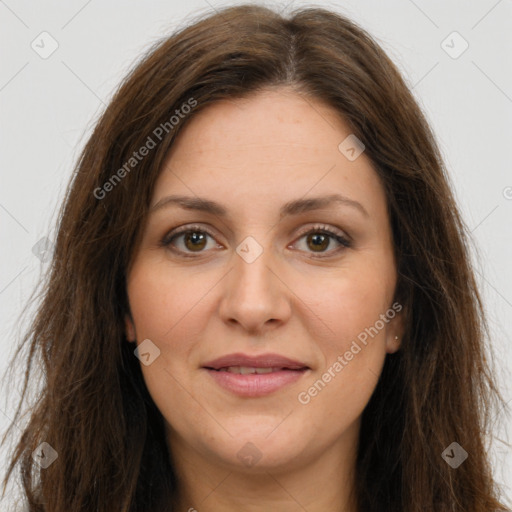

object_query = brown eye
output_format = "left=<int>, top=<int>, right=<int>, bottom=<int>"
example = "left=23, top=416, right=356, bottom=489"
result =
left=306, top=233, right=330, bottom=252
left=292, top=225, right=351, bottom=258
left=161, top=223, right=351, bottom=259
left=182, top=231, right=208, bottom=252
left=161, top=226, right=218, bottom=257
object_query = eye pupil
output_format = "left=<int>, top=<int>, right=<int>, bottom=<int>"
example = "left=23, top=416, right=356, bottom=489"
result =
left=308, top=233, right=329, bottom=252
left=185, top=231, right=207, bottom=251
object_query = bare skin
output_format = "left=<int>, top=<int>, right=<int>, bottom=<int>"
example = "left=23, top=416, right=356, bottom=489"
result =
left=125, top=87, right=403, bottom=512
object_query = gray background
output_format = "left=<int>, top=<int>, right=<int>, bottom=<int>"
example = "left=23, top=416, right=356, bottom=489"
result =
left=1, top=0, right=511, bottom=509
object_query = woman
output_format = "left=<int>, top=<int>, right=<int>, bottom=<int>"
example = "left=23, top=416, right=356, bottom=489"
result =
left=1, top=4, right=508, bottom=511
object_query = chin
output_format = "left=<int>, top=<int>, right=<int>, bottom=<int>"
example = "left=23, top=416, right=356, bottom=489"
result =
left=210, top=425, right=310, bottom=472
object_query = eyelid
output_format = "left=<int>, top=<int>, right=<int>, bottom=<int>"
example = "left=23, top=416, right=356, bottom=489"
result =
left=288, top=224, right=352, bottom=258
left=161, top=223, right=220, bottom=245
left=159, top=224, right=220, bottom=257
left=293, top=223, right=350, bottom=242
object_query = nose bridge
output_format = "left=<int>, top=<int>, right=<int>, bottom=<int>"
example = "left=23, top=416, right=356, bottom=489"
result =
left=232, top=233, right=278, bottom=303
left=219, top=233, right=290, bottom=329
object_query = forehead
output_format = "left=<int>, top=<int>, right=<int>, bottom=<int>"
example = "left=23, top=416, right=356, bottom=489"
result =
left=153, top=88, right=386, bottom=221
left=167, top=88, right=351, bottom=160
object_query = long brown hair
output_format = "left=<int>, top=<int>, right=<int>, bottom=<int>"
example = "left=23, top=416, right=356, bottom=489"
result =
left=1, top=4, right=508, bottom=511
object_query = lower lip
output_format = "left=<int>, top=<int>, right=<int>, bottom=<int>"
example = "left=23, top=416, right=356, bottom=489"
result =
left=204, top=368, right=308, bottom=397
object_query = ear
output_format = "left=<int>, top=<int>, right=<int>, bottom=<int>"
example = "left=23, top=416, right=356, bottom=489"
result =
left=385, top=303, right=405, bottom=354
left=124, top=312, right=136, bottom=343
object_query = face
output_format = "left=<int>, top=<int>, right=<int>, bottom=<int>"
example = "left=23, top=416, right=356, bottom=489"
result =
left=125, top=88, right=403, bottom=474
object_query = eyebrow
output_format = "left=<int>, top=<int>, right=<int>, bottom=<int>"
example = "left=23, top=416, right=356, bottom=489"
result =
left=150, top=193, right=369, bottom=219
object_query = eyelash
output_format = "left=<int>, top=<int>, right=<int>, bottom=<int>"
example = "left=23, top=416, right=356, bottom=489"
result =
left=160, top=223, right=352, bottom=259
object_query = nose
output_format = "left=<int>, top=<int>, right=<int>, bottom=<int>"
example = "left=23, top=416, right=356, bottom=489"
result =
left=218, top=240, right=292, bottom=335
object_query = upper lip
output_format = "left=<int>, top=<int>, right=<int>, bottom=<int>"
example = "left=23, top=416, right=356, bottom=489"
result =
left=202, top=352, right=309, bottom=370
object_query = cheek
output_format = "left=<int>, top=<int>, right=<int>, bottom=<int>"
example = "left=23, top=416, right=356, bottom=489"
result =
left=126, top=263, right=212, bottom=418
left=293, top=298, right=389, bottom=436
left=291, top=260, right=393, bottom=413
left=126, top=260, right=229, bottom=419
left=127, top=260, right=216, bottom=343
left=294, top=259, right=395, bottom=353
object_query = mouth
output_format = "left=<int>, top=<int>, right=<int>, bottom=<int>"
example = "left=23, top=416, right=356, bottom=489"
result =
left=202, top=352, right=309, bottom=371
left=201, top=353, right=310, bottom=397
left=208, top=366, right=308, bottom=374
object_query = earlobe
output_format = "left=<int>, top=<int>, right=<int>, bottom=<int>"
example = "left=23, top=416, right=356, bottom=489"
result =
left=124, top=314, right=136, bottom=343
left=386, top=306, right=405, bottom=353
left=386, top=334, right=401, bottom=354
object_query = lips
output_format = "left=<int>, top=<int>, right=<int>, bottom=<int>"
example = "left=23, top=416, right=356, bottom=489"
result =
left=202, top=352, right=310, bottom=397
left=202, top=352, right=309, bottom=371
